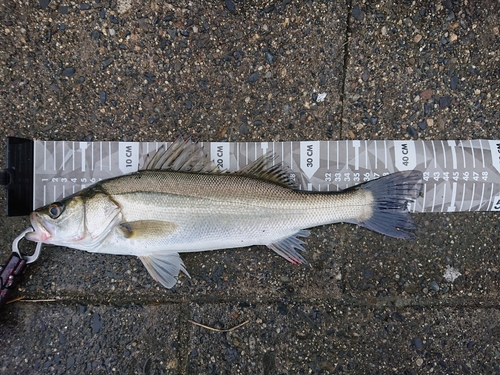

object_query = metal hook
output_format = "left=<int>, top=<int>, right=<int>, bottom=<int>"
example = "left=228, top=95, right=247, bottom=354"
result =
left=12, top=227, right=42, bottom=264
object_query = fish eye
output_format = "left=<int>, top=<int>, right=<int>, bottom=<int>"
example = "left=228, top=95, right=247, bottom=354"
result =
left=48, top=202, right=64, bottom=219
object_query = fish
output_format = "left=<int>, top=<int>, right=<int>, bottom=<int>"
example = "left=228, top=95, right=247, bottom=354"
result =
left=25, top=138, right=423, bottom=288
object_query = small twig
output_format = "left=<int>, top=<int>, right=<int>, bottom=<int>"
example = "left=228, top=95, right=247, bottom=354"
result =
left=23, top=298, right=58, bottom=303
left=188, top=319, right=250, bottom=332
left=7, top=296, right=58, bottom=304
left=6, top=296, right=25, bottom=304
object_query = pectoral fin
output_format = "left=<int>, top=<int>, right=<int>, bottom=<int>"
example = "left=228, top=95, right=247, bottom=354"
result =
left=267, top=229, right=310, bottom=265
left=139, top=253, right=190, bottom=288
left=117, top=220, right=178, bottom=239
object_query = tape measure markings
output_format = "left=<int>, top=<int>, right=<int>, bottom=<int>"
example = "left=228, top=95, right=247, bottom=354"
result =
left=32, top=140, right=500, bottom=213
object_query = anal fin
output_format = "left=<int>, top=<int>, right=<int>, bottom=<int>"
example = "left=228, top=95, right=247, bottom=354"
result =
left=139, top=253, right=190, bottom=288
left=267, top=229, right=310, bottom=265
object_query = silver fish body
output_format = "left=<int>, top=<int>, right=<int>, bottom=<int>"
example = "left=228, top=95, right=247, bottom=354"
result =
left=26, top=139, right=423, bottom=288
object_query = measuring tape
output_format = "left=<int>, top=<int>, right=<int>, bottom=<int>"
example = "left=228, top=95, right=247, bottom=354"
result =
left=26, top=139, right=500, bottom=213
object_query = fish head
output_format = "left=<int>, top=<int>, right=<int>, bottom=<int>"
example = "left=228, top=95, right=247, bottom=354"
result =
left=26, top=191, right=121, bottom=249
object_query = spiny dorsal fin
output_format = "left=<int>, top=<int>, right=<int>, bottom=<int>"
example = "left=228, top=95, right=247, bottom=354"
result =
left=237, top=153, right=298, bottom=189
left=142, top=138, right=297, bottom=189
left=141, top=137, right=222, bottom=174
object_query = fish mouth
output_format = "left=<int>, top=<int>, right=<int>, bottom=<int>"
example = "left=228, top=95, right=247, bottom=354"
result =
left=25, top=212, right=53, bottom=243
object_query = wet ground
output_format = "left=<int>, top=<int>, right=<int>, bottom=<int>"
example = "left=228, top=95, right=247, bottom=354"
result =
left=1, top=0, right=499, bottom=373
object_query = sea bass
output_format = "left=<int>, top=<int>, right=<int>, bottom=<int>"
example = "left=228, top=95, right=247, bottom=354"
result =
left=26, top=139, right=423, bottom=288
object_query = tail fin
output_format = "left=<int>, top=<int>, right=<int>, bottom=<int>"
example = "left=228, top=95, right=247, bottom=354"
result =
left=356, top=170, right=423, bottom=239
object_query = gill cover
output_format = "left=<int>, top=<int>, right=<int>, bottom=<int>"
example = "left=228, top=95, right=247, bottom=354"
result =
left=28, top=190, right=121, bottom=250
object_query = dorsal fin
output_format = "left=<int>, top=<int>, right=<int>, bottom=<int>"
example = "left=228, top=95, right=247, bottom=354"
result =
left=236, top=153, right=298, bottom=189
left=141, top=138, right=297, bottom=189
left=141, top=137, right=222, bottom=173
